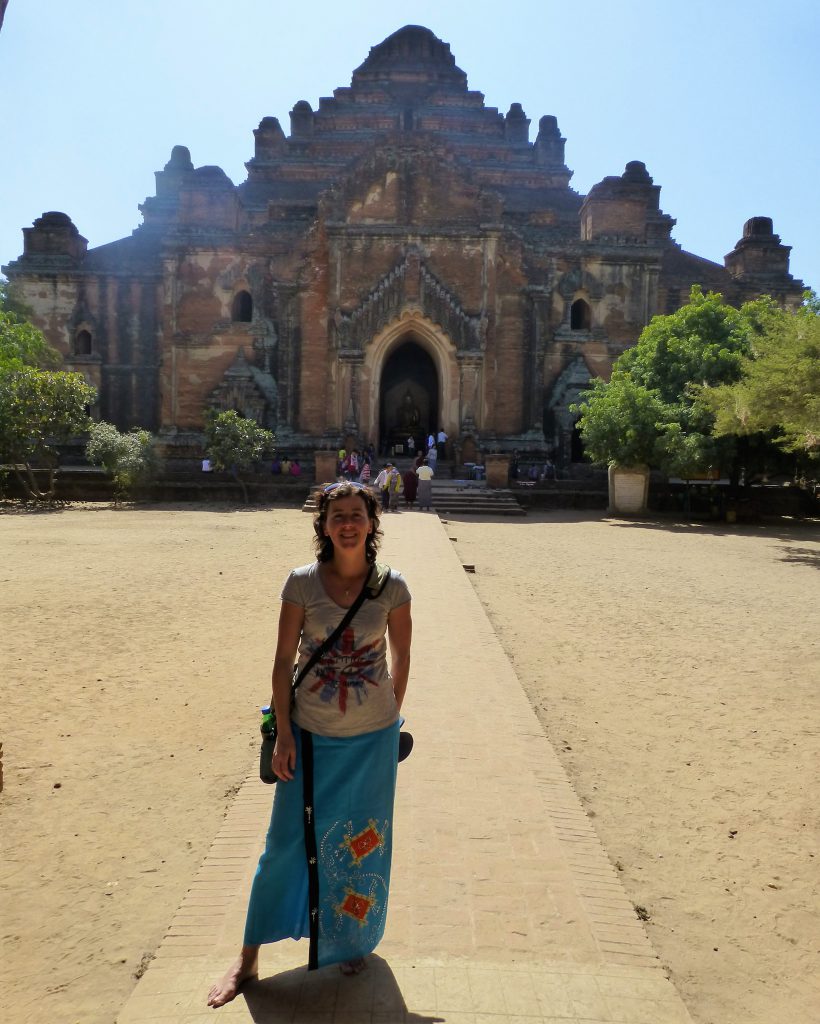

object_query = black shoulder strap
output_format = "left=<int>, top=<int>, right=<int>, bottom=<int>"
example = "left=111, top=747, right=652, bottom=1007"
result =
left=292, top=563, right=391, bottom=691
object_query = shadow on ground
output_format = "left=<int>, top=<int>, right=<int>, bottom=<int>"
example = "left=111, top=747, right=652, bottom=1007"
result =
left=779, top=545, right=820, bottom=568
left=441, top=508, right=820, bottom=543
left=243, top=955, right=443, bottom=1023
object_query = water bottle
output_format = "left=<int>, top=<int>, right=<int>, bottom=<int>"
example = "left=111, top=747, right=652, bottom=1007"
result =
left=259, top=705, right=278, bottom=785
left=260, top=704, right=275, bottom=734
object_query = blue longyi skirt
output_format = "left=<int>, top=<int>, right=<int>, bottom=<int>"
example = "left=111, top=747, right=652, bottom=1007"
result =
left=244, top=720, right=399, bottom=969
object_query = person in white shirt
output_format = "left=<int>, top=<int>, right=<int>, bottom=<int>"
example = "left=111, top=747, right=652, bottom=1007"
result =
left=415, top=458, right=434, bottom=510
left=386, top=464, right=402, bottom=511
left=436, top=429, right=448, bottom=460
left=373, top=463, right=392, bottom=512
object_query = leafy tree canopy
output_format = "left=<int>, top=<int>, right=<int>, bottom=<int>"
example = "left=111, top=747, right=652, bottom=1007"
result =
left=570, top=375, right=668, bottom=469
left=86, top=421, right=157, bottom=501
left=703, top=292, right=820, bottom=457
left=0, top=308, right=61, bottom=372
left=0, top=366, right=94, bottom=464
left=0, top=289, right=93, bottom=500
left=204, top=409, right=275, bottom=501
left=204, top=410, right=275, bottom=470
left=0, top=366, right=95, bottom=500
left=574, top=287, right=764, bottom=473
left=617, top=286, right=757, bottom=401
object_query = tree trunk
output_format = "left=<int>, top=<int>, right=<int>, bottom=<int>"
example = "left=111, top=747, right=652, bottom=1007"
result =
left=231, top=467, right=249, bottom=504
left=12, top=464, right=57, bottom=502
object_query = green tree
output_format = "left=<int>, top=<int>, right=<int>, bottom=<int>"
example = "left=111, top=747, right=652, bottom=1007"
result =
left=0, top=366, right=95, bottom=500
left=0, top=311, right=61, bottom=372
left=704, top=293, right=820, bottom=459
left=0, top=297, right=95, bottom=501
left=204, top=409, right=275, bottom=503
left=570, top=375, right=667, bottom=467
left=86, top=421, right=157, bottom=503
left=574, top=287, right=759, bottom=476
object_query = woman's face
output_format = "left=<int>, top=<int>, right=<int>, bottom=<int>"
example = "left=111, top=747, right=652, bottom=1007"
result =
left=322, top=494, right=373, bottom=553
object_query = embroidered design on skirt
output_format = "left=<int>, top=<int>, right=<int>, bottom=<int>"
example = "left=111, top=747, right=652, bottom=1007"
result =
left=243, top=721, right=399, bottom=970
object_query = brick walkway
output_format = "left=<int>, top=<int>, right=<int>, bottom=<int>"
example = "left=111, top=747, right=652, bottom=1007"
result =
left=117, top=510, right=693, bottom=1024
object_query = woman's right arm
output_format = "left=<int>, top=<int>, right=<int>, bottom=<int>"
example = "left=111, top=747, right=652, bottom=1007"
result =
left=271, top=599, right=305, bottom=781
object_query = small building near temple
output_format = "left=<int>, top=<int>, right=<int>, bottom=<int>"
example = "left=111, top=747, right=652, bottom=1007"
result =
left=3, top=25, right=804, bottom=468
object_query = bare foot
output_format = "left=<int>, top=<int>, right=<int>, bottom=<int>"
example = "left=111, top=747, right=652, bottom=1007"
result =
left=339, top=957, right=367, bottom=976
left=207, top=951, right=259, bottom=1007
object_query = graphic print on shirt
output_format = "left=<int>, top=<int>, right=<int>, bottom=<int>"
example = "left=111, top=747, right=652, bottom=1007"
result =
left=307, top=625, right=380, bottom=714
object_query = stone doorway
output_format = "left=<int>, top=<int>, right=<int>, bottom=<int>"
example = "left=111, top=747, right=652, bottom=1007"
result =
left=546, top=355, right=592, bottom=470
left=379, top=338, right=438, bottom=454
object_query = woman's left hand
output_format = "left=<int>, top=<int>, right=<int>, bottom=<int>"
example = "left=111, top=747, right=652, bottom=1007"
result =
left=273, top=730, right=297, bottom=781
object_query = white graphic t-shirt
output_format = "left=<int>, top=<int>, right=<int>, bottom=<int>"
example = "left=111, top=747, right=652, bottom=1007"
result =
left=281, top=563, right=411, bottom=737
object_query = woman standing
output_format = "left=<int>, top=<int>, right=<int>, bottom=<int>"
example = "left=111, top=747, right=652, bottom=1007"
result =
left=208, top=482, right=412, bottom=1005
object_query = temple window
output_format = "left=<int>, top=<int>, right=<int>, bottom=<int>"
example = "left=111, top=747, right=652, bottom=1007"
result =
left=74, top=329, right=93, bottom=355
left=231, top=290, right=253, bottom=322
left=570, top=299, right=591, bottom=331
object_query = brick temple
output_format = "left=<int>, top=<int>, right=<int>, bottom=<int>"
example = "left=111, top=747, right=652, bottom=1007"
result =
left=3, top=25, right=804, bottom=466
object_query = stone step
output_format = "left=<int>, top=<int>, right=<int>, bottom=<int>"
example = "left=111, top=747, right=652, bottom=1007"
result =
left=432, top=495, right=527, bottom=516
left=302, top=486, right=526, bottom=517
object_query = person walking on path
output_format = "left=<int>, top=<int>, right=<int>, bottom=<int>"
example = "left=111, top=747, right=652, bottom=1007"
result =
left=373, top=463, right=392, bottom=512
left=207, top=481, right=412, bottom=1005
left=416, top=458, right=434, bottom=511
left=386, top=463, right=402, bottom=512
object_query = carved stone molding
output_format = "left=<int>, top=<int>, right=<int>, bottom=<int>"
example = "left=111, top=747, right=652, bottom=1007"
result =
left=333, top=252, right=485, bottom=354
left=557, top=266, right=605, bottom=300
left=208, top=347, right=278, bottom=428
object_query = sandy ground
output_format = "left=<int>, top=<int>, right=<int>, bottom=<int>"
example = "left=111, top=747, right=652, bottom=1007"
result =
left=1, top=504, right=818, bottom=1024
left=449, top=511, right=820, bottom=1024
left=0, top=505, right=315, bottom=1024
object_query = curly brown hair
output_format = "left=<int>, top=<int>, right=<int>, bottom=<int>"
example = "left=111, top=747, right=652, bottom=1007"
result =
left=312, top=481, right=383, bottom=563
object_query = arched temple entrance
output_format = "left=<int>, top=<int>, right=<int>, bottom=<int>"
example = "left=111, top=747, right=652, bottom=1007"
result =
left=379, top=338, right=439, bottom=453
left=545, top=355, right=592, bottom=469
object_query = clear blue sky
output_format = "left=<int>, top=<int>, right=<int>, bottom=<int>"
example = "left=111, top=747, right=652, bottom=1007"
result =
left=1, top=0, right=817, bottom=292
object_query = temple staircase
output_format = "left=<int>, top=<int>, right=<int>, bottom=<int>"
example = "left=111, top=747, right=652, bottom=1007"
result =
left=420, top=478, right=525, bottom=517
left=302, top=461, right=526, bottom=517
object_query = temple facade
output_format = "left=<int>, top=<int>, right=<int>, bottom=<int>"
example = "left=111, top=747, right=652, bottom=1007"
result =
left=4, top=25, right=804, bottom=465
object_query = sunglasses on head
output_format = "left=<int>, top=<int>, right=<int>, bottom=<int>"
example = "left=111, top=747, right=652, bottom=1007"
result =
left=322, top=481, right=369, bottom=494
